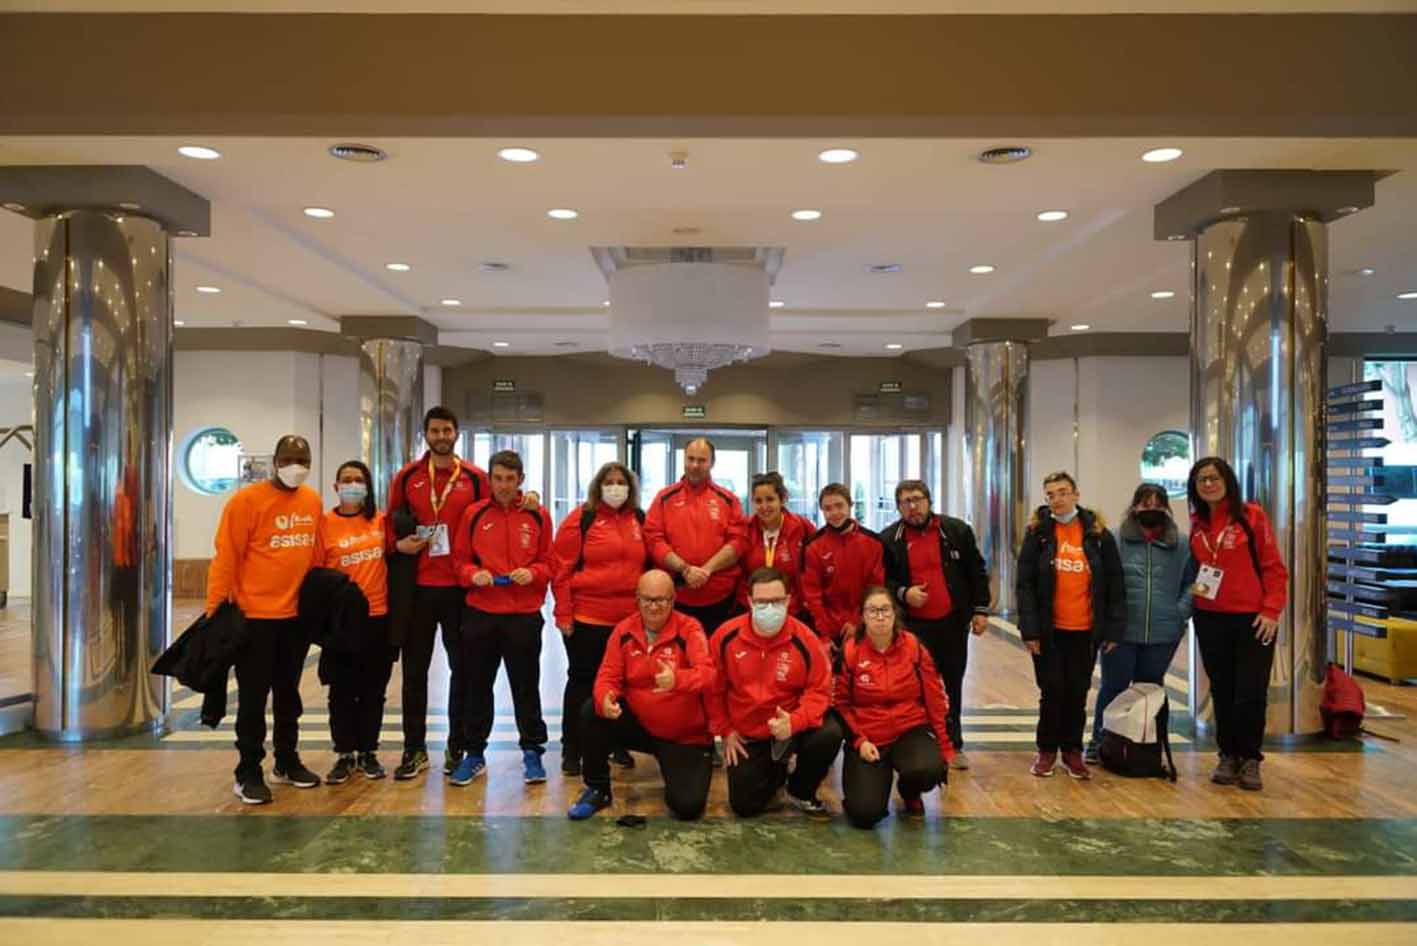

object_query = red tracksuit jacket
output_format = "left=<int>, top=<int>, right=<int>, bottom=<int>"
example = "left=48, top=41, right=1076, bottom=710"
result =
left=835, top=631, right=954, bottom=765
left=551, top=503, right=647, bottom=628
left=733, top=511, right=813, bottom=614
left=1188, top=502, right=1288, bottom=620
left=644, top=477, right=746, bottom=607
left=800, top=521, right=886, bottom=642
left=592, top=610, right=714, bottom=745
left=706, top=613, right=831, bottom=740
left=451, top=496, right=555, bottom=614
left=386, top=455, right=490, bottom=587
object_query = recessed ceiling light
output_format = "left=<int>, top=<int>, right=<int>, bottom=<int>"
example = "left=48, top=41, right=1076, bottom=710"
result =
left=547, top=208, right=579, bottom=220
left=492, top=341, right=510, bottom=348
left=1398, top=291, right=1417, bottom=301
left=868, top=263, right=902, bottom=274
left=178, top=145, right=221, bottom=160
left=791, top=209, right=823, bottom=221
left=441, top=298, right=462, bottom=307
left=303, top=207, right=335, bottom=219
left=1151, top=290, right=1176, bottom=300
left=769, top=301, right=785, bottom=308
left=118, top=202, right=142, bottom=211
left=1142, top=147, right=1183, bottom=163
left=288, top=319, right=309, bottom=326
left=554, top=341, right=579, bottom=348
left=1037, top=210, right=1069, bottom=222
left=884, top=343, right=904, bottom=350
left=977, top=146, right=1032, bottom=165
left=385, top=262, right=411, bottom=272
left=177, top=229, right=198, bottom=238
left=328, top=143, right=387, bottom=163
left=969, top=265, right=995, bottom=275
left=479, top=261, right=510, bottom=273
left=1219, top=206, right=1242, bottom=215
left=926, top=301, right=947, bottom=309
left=601, top=300, right=611, bottom=307
left=173, top=320, right=185, bottom=327
left=818, top=148, right=859, bottom=164
left=1070, top=324, right=1091, bottom=332
left=195, top=285, right=221, bottom=294
left=498, top=147, right=540, bottom=163
left=1357, top=268, right=1376, bottom=276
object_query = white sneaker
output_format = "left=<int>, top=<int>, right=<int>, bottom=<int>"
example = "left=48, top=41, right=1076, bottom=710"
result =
left=951, top=751, right=971, bottom=771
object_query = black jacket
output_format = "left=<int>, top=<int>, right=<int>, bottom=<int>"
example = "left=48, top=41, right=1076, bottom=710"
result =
left=1016, top=505, right=1126, bottom=645
left=299, top=567, right=370, bottom=652
left=386, top=464, right=421, bottom=651
left=881, top=514, right=991, bottom=621
left=151, top=601, right=248, bottom=728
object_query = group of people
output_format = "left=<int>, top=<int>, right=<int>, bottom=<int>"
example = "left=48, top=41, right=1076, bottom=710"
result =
left=204, top=405, right=1289, bottom=823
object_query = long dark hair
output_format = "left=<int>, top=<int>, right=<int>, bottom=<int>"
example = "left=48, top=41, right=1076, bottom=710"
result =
left=1187, top=456, right=1246, bottom=524
left=855, top=585, right=905, bottom=645
left=586, top=461, right=640, bottom=513
left=335, top=460, right=378, bottom=520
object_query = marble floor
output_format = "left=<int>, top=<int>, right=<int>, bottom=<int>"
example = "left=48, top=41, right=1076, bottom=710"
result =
left=2, top=598, right=1416, bottom=944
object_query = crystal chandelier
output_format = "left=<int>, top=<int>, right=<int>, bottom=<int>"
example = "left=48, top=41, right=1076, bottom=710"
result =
left=627, top=342, right=756, bottom=396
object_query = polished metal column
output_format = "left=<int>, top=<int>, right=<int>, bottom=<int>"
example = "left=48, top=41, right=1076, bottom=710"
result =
left=31, top=212, right=172, bottom=740
left=358, top=338, right=426, bottom=491
left=963, top=340, right=1030, bottom=619
left=1157, top=170, right=1376, bottom=737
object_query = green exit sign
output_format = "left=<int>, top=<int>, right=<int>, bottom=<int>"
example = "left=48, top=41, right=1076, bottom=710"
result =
left=493, top=379, right=516, bottom=393
left=879, top=381, right=902, bottom=394
left=682, top=405, right=706, bottom=419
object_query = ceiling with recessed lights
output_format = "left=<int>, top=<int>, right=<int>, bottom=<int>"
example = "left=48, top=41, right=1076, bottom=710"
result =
left=0, top=135, right=1414, bottom=356
left=3, top=1, right=1411, bottom=11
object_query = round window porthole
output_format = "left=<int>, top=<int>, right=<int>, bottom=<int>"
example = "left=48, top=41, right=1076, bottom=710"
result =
left=1140, top=430, right=1191, bottom=498
left=181, top=427, right=243, bottom=495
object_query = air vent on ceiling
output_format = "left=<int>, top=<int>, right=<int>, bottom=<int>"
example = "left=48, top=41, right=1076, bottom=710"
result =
left=591, top=245, right=785, bottom=280
left=328, top=143, right=388, bottom=163
left=977, top=146, right=1032, bottom=165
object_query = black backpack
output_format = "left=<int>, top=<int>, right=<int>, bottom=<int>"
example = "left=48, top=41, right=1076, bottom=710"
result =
left=1098, top=683, right=1177, bottom=781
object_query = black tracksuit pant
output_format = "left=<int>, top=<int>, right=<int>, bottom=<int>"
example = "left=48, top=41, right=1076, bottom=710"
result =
left=1031, top=630, right=1098, bottom=753
left=911, top=613, right=970, bottom=750
left=727, top=711, right=845, bottom=817
left=841, top=725, right=947, bottom=829
left=1194, top=609, right=1275, bottom=761
left=233, top=618, right=310, bottom=777
left=400, top=585, right=467, bottom=755
left=580, top=701, right=713, bottom=820
left=560, top=621, right=614, bottom=765
left=676, top=596, right=739, bottom=640
left=463, top=608, right=548, bottom=755
left=327, top=615, right=396, bottom=755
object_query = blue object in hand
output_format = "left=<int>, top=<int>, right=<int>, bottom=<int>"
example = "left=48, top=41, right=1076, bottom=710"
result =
left=493, top=575, right=513, bottom=586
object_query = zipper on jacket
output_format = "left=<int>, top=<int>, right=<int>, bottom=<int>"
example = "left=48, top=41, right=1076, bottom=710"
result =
left=1144, top=541, right=1152, bottom=644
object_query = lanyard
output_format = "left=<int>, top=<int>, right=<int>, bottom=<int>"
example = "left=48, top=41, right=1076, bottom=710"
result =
left=426, top=456, right=462, bottom=518
left=1197, top=524, right=1231, bottom=564
left=764, top=535, right=777, bottom=568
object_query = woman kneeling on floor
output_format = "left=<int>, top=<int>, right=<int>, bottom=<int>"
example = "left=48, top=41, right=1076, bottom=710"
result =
left=835, top=586, right=954, bottom=828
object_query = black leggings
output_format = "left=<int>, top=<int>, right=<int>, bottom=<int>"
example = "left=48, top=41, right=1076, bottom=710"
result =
left=560, top=621, right=614, bottom=764
left=1194, top=609, right=1275, bottom=761
left=726, top=712, right=845, bottom=817
left=1031, top=631, right=1098, bottom=753
left=327, top=615, right=396, bottom=755
left=841, top=725, right=947, bottom=829
left=580, top=700, right=713, bottom=820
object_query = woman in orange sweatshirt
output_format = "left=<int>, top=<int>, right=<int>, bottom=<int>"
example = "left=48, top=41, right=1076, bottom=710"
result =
left=205, top=435, right=324, bottom=805
left=316, top=460, right=396, bottom=786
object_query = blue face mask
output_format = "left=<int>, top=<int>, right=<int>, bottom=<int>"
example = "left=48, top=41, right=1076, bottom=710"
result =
left=751, top=601, right=788, bottom=635
left=1053, top=507, right=1078, bottom=524
left=338, top=483, right=368, bottom=505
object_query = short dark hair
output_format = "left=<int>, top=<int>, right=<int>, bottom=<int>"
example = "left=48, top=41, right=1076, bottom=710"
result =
left=423, top=406, right=458, bottom=432
left=818, top=482, right=852, bottom=507
left=273, top=434, right=310, bottom=458
left=747, top=566, right=787, bottom=594
left=489, top=449, right=523, bottom=475
left=335, top=460, right=378, bottom=520
left=751, top=471, right=788, bottom=502
left=685, top=437, right=716, bottom=462
left=894, top=479, right=930, bottom=505
left=1043, top=471, right=1077, bottom=491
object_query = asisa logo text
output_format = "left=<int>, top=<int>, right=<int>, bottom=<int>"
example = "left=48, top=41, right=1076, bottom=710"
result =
left=274, top=513, right=316, bottom=531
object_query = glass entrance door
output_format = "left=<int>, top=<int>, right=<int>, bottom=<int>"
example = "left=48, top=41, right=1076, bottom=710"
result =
left=773, top=430, right=846, bottom=526
left=468, top=430, right=547, bottom=502
left=548, top=429, right=622, bottom=524
left=850, top=432, right=925, bottom=531
left=630, top=428, right=767, bottom=508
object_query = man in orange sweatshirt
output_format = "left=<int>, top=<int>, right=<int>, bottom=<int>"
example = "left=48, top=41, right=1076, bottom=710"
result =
left=205, top=435, right=325, bottom=805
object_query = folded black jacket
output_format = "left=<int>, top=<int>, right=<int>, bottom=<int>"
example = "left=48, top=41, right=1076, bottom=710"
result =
left=151, top=601, right=248, bottom=728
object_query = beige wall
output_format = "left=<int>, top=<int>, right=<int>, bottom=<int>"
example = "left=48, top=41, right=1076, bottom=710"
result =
left=444, top=353, right=952, bottom=428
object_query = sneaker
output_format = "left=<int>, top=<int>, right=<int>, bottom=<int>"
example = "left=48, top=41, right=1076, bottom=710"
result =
left=901, top=795, right=926, bottom=819
left=567, top=786, right=612, bottom=821
left=443, top=749, right=465, bottom=777
left=394, top=749, right=430, bottom=781
left=1238, top=758, right=1263, bottom=792
left=610, top=747, right=636, bottom=770
left=325, top=754, right=357, bottom=785
left=1030, top=750, right=1058, bottom=777
left=1060, top=750, right=1091, bottom=780
left=449, top=753, right=486, bottom=786
left=787, top=793, right=829, bottom=817
left=1083, top=743, right=1101, bottom=766
left=561, top=755, right=582, bottom=777
left=232, top=771, right=273, bottom=805
left=1211, top=755, right=1239, bottom=786
left=271, top=758, right=321, bottom=788
left=523, top=749, right=547, bottom=784
left=358, top=753, right=386, bottom=780
left=951, top=751, right=971, bottom=771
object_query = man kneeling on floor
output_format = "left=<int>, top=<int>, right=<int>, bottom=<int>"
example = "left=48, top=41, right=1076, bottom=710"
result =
left=568, top=570, right=715, bottom=821
left=709, top=567, right=842, bottom=817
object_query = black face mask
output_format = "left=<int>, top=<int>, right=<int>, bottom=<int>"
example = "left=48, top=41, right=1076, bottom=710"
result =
left=1135, top=509, right=1168, bottom=529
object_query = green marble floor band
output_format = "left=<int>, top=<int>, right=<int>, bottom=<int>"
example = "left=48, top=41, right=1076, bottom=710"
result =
left=3, top=816, right=1415, bottom=877
left=2, top=895, right=1415, bottom=923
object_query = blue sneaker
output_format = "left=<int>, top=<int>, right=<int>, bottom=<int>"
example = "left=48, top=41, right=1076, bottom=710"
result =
left=523, top=749, right=547, bottom=784
left=567, top=787, right=612, bottom=820
left=449, top=754, right=485, bottom=786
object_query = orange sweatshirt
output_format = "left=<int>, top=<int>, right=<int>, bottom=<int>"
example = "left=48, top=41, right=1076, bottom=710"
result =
left=205, top=480, right=323, bottom=620
left=317, top=509, right=390, bottom=617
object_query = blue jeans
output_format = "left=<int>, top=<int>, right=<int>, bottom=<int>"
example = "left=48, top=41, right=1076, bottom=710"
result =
left=1090, top=639, right=1181, bottom=745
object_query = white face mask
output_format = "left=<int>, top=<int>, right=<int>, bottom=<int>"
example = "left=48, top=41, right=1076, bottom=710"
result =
left=751, top=601, right=788, bottom=636
left=601, top=484, right=630, bottom=509
left=276, top=464, right=310, bottom=489
left=1053, top=507, right=1079, bottom=524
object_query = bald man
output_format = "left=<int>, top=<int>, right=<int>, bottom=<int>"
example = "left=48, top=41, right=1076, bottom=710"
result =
left=207, top=435, right=325, bottom=805
left=568, top=570, right=716, bottom=821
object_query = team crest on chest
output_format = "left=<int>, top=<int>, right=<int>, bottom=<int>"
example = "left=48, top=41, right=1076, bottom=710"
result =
left=775, top=650, right=793, bottom=682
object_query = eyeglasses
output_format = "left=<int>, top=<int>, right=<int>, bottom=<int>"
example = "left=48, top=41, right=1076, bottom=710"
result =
left=637, top=595, right=672, bottom=608
left=863, top=606, right=895, bottom=618
left=751, top=597, right=789, bottom=608
left=1196, top=475, right=1223, bottom=485
left=899, top=496, right=929, bottom=507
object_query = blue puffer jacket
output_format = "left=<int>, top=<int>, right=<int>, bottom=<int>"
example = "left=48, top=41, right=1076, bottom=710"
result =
left=1118, top=515, right=1194, bottom=645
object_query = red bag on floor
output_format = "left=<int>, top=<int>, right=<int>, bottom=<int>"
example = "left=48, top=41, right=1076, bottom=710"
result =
left=1321, top=663, right=1366, bottom=739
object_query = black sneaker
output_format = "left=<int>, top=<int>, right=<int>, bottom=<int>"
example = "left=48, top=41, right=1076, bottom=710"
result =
left=233, top=771, right=273, bottom=805
left=610, top=748, right=636, bottom=770
left=271, top=758, right=321, bottom=788
left=394, top=749, right=430, bottom=781
left=325, top=754, right=357, bottom=785
left=358, top=752, right=386, bottom=780
left=443, top=749, right=465, bottom=777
